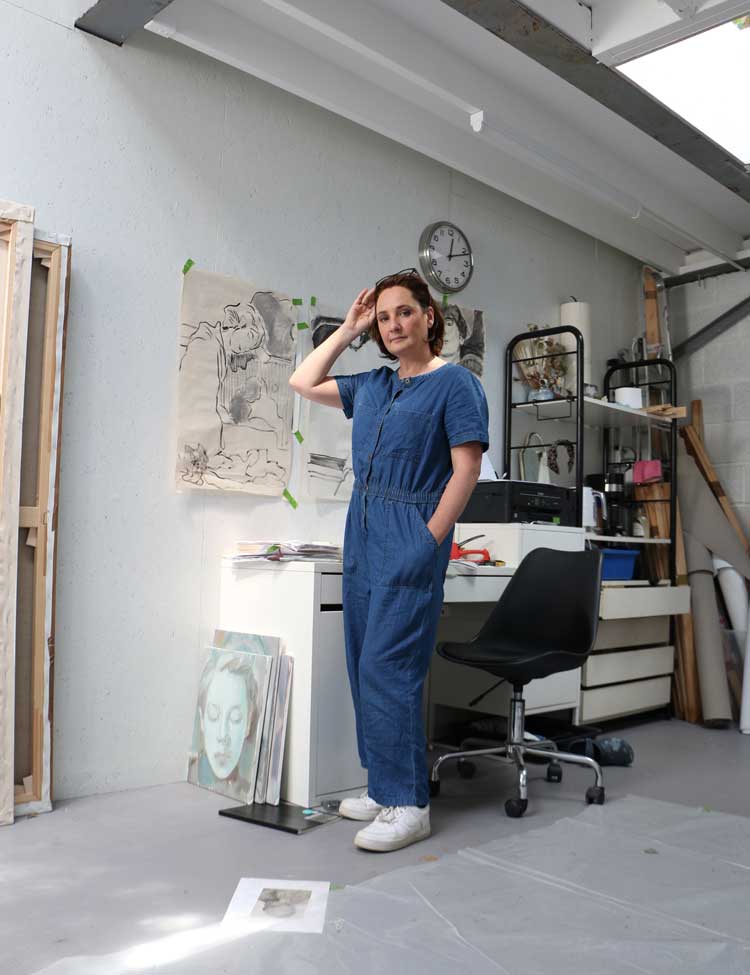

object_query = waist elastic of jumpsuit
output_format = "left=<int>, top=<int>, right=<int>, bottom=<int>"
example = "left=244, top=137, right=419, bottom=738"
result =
left=353, top=480, right=444, bottom=504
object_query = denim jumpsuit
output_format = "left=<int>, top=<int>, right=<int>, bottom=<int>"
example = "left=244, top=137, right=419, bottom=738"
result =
left=335, top=363, right=489, bottom=807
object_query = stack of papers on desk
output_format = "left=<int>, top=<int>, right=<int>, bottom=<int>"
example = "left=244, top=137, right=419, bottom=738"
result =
left=231, top=540, right=342, bottom=562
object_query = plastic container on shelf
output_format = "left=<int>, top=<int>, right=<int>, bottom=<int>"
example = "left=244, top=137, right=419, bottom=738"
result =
left=600, top=548, right=639, bottom=581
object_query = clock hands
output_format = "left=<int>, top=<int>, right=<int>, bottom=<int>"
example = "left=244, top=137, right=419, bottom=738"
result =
left=448, top=237, right=454, bottom=261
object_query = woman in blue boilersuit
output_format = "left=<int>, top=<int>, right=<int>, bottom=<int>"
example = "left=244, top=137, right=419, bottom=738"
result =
left=289, top=270, right=489, bottom=852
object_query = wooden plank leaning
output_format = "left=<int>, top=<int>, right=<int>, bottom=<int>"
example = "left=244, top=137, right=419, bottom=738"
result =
left=0, top=201, right=35, bottom=827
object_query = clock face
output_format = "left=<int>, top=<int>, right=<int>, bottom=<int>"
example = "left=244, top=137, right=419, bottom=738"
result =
left=419, top=222, right=473, bottom=293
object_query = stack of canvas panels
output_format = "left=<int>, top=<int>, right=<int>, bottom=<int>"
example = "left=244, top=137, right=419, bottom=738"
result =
left=188, top=630, right=293, bottom=806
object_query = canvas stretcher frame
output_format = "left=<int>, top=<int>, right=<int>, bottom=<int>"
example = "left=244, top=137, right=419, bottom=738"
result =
left=0, top=200, right=35, bottom=826
left=14, top=232, right=71, bottom=816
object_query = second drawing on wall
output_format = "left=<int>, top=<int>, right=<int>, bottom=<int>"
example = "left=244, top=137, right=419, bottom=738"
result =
left=299, top=310, right=383, bottom=503
left=441, top=304, right=485, bottom=377
left=176, top=268, right=296, bottom=495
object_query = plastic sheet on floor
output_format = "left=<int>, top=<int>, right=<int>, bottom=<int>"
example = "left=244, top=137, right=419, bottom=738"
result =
left=30, top=797, right=750, bottom=975
left=284, top=795, right=750, bottom=975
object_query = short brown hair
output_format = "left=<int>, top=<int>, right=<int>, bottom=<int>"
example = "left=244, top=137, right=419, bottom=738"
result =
left=369, top=272, right=445, bottom=360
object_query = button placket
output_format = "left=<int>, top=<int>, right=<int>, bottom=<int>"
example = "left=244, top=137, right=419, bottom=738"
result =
left=363, top=387, right=403, bottom=488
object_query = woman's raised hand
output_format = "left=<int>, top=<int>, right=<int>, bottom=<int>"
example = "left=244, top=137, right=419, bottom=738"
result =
left=343, top=288, right=376, bottom=337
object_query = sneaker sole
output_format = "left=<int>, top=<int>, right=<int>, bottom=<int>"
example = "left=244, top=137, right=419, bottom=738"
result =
left=354, top=824, right=431, bottom=852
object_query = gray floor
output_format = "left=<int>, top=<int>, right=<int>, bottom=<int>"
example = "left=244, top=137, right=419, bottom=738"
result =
left=3, top=718, right=750, bottom=974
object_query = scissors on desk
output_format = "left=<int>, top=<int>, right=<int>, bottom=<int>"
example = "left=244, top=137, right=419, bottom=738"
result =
left=450, top=534, right=491, bottom=563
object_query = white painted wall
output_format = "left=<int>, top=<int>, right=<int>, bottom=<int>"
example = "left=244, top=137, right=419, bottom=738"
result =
left=670, top=270, right=750, bottom=542
left=1, top=1, right=640, bottom=799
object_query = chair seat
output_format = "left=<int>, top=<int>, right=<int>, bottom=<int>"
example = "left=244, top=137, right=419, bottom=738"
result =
left=437, top=638, right=584, bottom=685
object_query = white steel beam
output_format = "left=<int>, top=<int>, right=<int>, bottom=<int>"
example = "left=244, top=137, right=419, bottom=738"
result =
left=592, top=0, right=750, bottom=65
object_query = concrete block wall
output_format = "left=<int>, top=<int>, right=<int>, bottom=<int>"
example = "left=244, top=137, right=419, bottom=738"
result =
left=669, top=268, right=750, bottom=540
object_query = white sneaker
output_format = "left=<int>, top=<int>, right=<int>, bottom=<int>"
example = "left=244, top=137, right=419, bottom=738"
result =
left=354, top=805, right=431, bottom=852
left=338, top=791, right=383, bottom=822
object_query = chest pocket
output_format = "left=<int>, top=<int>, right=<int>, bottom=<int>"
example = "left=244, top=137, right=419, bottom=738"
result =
left=351, top=396, right=378, bottom=458
left=382, top=407, right=433, bottom=462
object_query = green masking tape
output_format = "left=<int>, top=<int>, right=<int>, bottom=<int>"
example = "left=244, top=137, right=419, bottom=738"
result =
left=310, top=295, right=317, bottom=306
left=294, top=430, right=304, bottom=444
left=442, top=293, right=449, bottom=308
left=182, top=258, right=195, bottom=275
left=292, top=298, right=303, bottom=306
left=297, top=321, right=309, bottom=330
left=283, top=488, right=298, bottom=509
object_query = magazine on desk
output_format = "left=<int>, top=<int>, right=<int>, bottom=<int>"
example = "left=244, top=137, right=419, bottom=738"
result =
left=231, top=540, right=342, bottom=562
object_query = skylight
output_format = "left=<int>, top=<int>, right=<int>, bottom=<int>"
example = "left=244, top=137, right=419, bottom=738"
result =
left=618, top=17, right=750, bottom=166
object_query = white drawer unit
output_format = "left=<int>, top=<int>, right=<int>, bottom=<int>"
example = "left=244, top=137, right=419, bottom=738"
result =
left=220, top=559, right=365, bottom=809
left=572, top=585, right=690, bottom=724
left=599, top=584, right=690, bottom=620
left=593, top=616, right=670, bottom=651
left=579, top=676, right=673, bottom=723
left=583, top=645, right=675, bottom=688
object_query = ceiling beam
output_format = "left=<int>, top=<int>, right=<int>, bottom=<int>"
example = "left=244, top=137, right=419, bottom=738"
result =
left=75, top=0, right=176, bottom=46
left=442, top=0, right=750, bottom=206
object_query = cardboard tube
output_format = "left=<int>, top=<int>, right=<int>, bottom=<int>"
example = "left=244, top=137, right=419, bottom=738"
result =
left=712, top=557, right=750, bottom=633
left=685, top=534, right=733, bottom=727
left=741, top=626, right=750, bottom=734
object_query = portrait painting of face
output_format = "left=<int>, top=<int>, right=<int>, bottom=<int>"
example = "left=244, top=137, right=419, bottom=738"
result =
left=188, top=647, right=275, bottom=803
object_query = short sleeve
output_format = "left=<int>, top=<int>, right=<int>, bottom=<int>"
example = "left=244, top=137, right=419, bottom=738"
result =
left=444, top=370, right=490, bottom=452
left=334, top=372, right=370, bottom=419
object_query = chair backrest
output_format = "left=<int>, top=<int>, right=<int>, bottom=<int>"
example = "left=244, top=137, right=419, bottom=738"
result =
left=476, top=547, right=603, bottom=658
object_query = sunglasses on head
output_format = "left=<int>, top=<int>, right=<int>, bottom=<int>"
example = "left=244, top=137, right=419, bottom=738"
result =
left=374, top=267, right=421, bottom=289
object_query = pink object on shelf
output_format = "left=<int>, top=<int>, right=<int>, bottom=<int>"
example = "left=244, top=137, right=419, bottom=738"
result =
left=633, top=459, right=663, bottom=484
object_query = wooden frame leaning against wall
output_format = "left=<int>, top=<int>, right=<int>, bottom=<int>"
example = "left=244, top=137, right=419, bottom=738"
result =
left=14, top=232, right=71, bottom=817
left=0, top=200, right=35, bottom=827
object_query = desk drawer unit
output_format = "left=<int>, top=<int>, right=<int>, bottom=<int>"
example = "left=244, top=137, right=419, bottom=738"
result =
left=583, top=645, right=675, bottom=687
left=579, top=676, right=673, bottom=723
left=573, top=586, right=689, bottom=723
left=599, top=585, right=690, bottom=619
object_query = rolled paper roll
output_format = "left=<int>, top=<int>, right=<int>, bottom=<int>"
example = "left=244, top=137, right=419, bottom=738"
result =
left=713, top=556, right=749, bottom=633
left=560, top=300, right=592, bottom=385
left=741, top=626, right=750, bottom=734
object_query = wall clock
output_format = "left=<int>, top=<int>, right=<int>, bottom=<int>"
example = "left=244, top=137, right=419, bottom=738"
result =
left=418, top=221, right=474, bottom=293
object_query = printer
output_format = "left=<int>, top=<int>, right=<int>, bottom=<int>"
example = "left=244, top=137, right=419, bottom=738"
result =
left=457, top=479, right=578, bottom=527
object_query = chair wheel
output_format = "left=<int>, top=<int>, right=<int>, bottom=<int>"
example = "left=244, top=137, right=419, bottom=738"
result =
left=457, top=759, right=476, bottom=780
left=586, top=786, right=605, bottom=805
left=546, top=762, right=563, bottom=784
left=429, top=778, right=441, bottom=798
left=505, top=797, right=528, bottom=818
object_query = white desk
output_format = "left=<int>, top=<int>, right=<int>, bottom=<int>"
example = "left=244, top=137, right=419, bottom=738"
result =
left=219, top=526, right=689, bottom=807
left=218, top=556, right=576, bottom=808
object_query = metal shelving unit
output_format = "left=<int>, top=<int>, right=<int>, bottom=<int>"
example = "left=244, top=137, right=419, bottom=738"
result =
left=504, top=333, right=679, bottom=581
left=504, top=325, right=585, bottom=524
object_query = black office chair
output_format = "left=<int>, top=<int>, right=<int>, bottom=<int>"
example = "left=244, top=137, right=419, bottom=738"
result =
left=430, top=547, right=604, bottom=818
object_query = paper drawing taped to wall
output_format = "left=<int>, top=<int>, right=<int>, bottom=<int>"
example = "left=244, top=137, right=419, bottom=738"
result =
left=299, top=310, right=383, bottom=502
left=176, top=268, right=295, bottom=494
left=440, top=304, right=485, bottom=378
